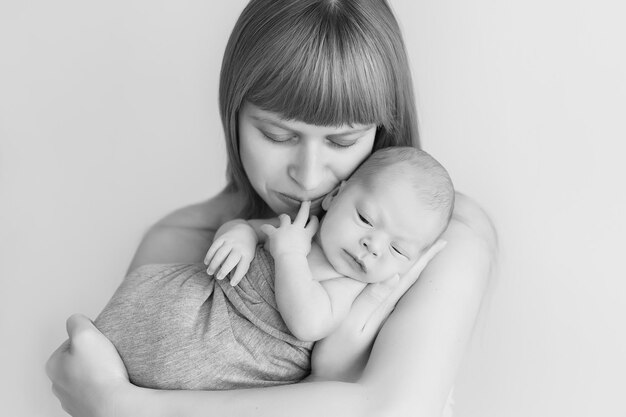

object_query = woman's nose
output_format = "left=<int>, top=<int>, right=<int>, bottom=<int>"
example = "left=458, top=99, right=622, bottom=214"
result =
left=288, top=142, right=324, bottom=191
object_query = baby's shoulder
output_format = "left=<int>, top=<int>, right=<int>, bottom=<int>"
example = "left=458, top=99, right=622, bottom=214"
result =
left=307, top=243, right=344, bottom=282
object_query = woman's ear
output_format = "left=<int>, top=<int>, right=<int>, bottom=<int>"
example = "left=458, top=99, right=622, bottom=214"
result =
left=322, top=181, right=346, bottom=211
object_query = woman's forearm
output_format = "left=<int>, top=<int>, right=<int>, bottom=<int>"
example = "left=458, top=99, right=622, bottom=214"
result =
left=119, top=215, right=494, bottom=417
left=124, top=380, right=377, bottom=417
left=116, top=192, right=496, bottom=417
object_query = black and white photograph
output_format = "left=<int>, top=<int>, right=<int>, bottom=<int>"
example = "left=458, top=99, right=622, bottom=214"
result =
left=1, top=0, right=624, bottom=416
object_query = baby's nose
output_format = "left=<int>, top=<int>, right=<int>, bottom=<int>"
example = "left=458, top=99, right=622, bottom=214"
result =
left=360, top=237, right=380, bottom=257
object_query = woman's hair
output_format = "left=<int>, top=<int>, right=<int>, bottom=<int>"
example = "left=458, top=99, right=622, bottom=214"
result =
left=219, top=0, right=419, bottom=217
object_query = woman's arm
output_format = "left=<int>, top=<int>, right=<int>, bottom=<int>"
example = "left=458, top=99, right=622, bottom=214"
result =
left=121, top=193, right=496, bottom=417
left=47, top=192, right=496, bottom=417
left=357, top=192, right=497, bottom=416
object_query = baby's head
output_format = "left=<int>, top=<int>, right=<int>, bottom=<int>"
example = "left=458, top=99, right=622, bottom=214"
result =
left=318, top=147, right=454, bottom=283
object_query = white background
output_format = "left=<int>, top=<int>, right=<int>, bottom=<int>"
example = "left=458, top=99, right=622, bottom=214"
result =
left=1, top=1, right=625, bottom=416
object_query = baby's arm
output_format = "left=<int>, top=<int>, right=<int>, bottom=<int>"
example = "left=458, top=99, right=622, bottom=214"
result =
left=205, top=217, right=281, bottom=285
left=204, top=219, right=258, bottom=285
left=262, top=202, right=365, bottom=342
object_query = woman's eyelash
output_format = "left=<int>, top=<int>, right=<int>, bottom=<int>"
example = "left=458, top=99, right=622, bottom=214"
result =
left=261, top=132, right=293, bottom=142
left=261, top=129, right=359, bottom=148
left=327, top=139, right=357, bottom=149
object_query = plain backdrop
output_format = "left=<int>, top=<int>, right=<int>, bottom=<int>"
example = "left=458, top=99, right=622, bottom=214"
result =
left=1, top=1, right=625, bottom=416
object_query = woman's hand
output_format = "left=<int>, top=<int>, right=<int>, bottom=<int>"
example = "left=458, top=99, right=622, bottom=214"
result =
left=309, top=239, right=448, bottom=382
left=46, top=314, right=133, bottom=417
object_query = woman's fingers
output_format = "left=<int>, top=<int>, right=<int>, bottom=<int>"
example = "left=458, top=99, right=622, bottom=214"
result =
left=360, top=275, right=402, bottom=336
left=343, top=275, right=399, bottom=332
left=360, top=240, right=448, bottom=336
left=45, top=339, right=70, bottom=380
left=66, top=313, right=97, bottom=349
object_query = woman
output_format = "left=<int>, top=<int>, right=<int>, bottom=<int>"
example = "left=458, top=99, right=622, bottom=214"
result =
left=47, top=1, right=497, bottom=416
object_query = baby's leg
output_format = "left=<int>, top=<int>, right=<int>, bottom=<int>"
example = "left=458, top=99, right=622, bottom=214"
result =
left=95, top=263, right=219, bottom=390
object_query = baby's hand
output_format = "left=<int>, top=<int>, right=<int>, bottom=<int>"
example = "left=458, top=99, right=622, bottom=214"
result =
left=261, top=201, right=319, bottom=258
left=205, top=221, right=257, bottom=286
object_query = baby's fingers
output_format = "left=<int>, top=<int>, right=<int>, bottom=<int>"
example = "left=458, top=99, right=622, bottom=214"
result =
left=278, top=213, right=291, bottom=226
left=294, top=201, right=311, bottom=227
left=204, top=239, right=224, bottom=266
left=206, top=244, right=231, bottom=275
left=305, top=215, right=319, bottom=238
left=216, top=253, right=241, bottom=281
left=260, top=224, right=277, bottom=237
left=229, top=258, right=251, bottom=287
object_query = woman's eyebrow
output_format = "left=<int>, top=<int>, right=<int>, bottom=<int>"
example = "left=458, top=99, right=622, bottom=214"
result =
left=250, top=115, right=294, bottom=131
left=326, top=126, right=373, bottom=139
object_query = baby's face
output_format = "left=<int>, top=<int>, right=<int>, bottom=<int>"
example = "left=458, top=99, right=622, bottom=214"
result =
left=318, top=178, right=442, bottom=283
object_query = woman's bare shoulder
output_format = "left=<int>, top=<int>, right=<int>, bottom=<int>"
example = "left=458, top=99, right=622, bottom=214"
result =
left=407, top=191, right=498, bottom=298
left=449, top=191, right=498, bottom=255
left=127, top=188, right=243, bottom=272
left=156, top=188, right=242, bottom=230
left=386, top=192, right=498, bottom=343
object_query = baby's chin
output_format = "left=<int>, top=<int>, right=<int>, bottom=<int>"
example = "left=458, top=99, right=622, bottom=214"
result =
left=341, top=269, right=390, bottom=284
left=360, top=274, right=394, bottom=284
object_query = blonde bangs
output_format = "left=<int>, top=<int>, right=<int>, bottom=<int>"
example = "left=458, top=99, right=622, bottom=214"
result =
left=245, top=8, right=396, bottom=129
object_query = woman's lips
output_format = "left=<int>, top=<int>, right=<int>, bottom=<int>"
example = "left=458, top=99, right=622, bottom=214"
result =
left=276, top=192, right=325, bottom=212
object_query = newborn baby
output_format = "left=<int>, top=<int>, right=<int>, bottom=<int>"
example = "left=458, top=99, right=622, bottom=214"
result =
left=95, top=146, right=454, bottom=390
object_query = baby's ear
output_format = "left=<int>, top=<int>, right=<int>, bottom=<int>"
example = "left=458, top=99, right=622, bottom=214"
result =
left=321, top=181, right=346, bottom=210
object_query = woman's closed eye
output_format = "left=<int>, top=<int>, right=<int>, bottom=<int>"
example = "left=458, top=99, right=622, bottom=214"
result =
left=261, top=131, right=296, bottom=143
left=326, top=126, right=375, bottom=149
left=263, top=133, right=294, bottom=142
left=326, top=138, right=358, bottom=148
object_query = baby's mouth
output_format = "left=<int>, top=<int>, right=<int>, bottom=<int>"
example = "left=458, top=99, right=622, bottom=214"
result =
left=344, top=250, right=367, bottom=273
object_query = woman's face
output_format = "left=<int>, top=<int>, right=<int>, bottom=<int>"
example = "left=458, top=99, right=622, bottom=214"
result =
left=238, top=102, right=377, bottom=217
